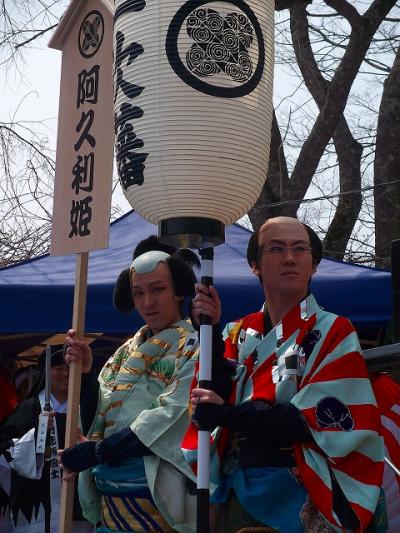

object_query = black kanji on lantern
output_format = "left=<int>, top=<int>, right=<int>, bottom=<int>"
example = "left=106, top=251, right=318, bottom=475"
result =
left=115, top=103, right=148, bottom=189
left=114, top=32, right=144, bottom=102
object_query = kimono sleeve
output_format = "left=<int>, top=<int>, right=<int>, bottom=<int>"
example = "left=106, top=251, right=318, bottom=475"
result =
left=292, top=316, right=384, bottom=532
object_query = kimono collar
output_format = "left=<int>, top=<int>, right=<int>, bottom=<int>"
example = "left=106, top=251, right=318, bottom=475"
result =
left=268, top=293, right=320, bottom=345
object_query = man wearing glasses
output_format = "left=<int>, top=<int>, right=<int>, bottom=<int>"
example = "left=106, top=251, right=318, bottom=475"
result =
left=189, top=217, right=385, bottom=533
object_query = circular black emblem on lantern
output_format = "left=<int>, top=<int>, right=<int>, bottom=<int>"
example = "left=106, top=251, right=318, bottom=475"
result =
left=78, top=10, right=105, bottom=59
left=166, top=0, right=265, bottom=98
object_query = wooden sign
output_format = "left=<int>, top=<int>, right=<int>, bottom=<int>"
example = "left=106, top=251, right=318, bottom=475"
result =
left=50, top=0, right=114, bottom=256
left=47, top=2, right=114, bottom=531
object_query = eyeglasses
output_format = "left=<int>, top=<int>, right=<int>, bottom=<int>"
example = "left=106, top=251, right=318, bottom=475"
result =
left=261, top=244, right=312, bottom=256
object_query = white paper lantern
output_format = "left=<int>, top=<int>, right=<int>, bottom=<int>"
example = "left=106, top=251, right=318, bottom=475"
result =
left=114, top=0, right=274, bottom=246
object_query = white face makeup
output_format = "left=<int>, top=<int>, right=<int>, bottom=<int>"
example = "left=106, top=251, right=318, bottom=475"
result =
left=131, top=262, right=181, bottom=334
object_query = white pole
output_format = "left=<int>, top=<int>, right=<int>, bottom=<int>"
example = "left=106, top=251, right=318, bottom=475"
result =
left=197, top=247, right=214, bottom=533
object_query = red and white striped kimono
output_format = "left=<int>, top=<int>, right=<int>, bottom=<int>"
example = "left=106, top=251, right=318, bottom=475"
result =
left=371, top=372, right=400, bottom=532
left=183, top=294, right=385, bottom=532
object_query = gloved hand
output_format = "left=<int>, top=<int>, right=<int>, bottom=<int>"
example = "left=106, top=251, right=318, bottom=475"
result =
left=61, top=441, right=98, bottom=472
left=96, top=428, right=152, bottom=466
left=61, top=428, right=153, bottom=471
left=192, top=402, right=230, bottom=431
left=194, top=400, right=309, bottom=447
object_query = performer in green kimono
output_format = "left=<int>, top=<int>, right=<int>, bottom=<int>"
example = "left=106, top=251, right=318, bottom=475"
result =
left=61, top=242, right=231, bottom=533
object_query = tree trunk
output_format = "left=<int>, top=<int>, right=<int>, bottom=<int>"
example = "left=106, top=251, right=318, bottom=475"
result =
left=289, top=4, right=363, bottom=258
left=249, top=0, right=394, bottom=242
left=248, top=113, right=289, bottom=229
left=374, top=45, right=400, bottom=268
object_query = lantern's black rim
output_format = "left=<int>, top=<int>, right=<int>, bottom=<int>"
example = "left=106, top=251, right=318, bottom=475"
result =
left=159, top=217, right=225, bottom=248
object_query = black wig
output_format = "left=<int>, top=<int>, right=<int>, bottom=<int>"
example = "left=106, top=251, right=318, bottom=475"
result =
left=113, top=236, right=200, bottom=313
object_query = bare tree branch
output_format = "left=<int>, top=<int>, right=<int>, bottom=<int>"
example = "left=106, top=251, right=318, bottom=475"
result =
left=14, top=23, right=57, bottom=49
left=275, top=0, right=312, bottom=11
left=284, top=0, right=396, bottom=213
left=289, top=4, right=363, bottom=257
left=323, top=0, right=361, bottom=26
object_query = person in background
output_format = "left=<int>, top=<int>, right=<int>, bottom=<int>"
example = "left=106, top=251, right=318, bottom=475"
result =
left=0, top=452, right=14, bottom=533
left=0, top=356, right=18, bottom=533
left=0, top=358, right=18, bottom=423
left=12, top=364, right=42, bottom=403
left=60, top=238, right=231, bottom=533
left=0, top=346, right=93, bottom=533
left=189, top=216, right=385, bottom=533
left=370, top=371, right=400, bottom=533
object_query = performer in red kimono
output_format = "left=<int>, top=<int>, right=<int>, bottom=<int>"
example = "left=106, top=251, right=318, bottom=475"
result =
left=185, top=216, right=385, bottom=533
left=370, top=372, right=400, bottom=533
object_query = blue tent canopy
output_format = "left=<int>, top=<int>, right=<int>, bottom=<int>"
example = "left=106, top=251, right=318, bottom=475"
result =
left=0, top=210, right=392, bottom=336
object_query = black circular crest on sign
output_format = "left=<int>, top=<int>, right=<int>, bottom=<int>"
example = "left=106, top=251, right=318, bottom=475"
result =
left=166, top=0, right=265, bottom=98
left=78, top=10, right=105, bottom=59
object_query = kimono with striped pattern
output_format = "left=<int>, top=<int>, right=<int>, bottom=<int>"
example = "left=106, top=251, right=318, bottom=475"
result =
left=183, top=294, right=385, bottom=532
left=371, top=372, right=400, bottom=532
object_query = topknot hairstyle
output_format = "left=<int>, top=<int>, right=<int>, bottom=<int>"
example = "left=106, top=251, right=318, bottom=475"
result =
left=133, top=235, right=176, bottom=258
left=113, top=235, right=200, bottom=313
left=246, top=219, right=323, bottom=269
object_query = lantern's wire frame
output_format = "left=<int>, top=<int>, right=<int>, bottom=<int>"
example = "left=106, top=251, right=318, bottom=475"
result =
left=196, top=246, right=214, bottom=533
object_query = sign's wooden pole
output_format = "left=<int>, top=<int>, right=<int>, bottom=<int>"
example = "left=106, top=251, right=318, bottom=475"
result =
left=58, top=251, right=88, bottom=533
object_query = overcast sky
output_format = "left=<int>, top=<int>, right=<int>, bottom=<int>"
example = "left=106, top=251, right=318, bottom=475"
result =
left=1, top=42, right=61, bottom=138
left=0, top=12, right=130, bottom=215
left=0, top=5, right=291, bottom=225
